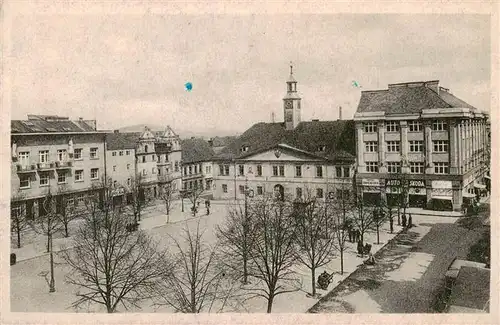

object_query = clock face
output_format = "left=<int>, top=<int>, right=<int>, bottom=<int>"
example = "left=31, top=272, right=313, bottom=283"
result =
left=285, top=100, right=293, bottom=110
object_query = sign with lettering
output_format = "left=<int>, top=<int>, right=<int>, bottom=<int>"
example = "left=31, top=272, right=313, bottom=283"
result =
left=386, top=179, right=401, bottom=187
left=409, top=180, right=426, bottom=188
left=362, top=179, right=380, bottom=186
left=432, top=180, right=452, bottom=189
left=409, top=187, right=425, bottom=195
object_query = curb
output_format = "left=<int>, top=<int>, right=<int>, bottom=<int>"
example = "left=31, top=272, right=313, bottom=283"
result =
left=307, top=226, right=407, bottom=313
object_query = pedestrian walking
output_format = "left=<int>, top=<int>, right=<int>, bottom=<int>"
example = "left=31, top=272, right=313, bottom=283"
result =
left=389, top=217, right=394, bottom=233
left=348, top=227, right=353, bottom=242
left=402, top=214, right=407, bottom=228
left=408, top=214, right=413, bottom=228
left=357, top=240, right=364, bottom=255
left=354, top=229, right=361, bottom=243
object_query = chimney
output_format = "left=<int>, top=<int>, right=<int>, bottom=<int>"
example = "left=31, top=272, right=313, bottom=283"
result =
left=114, top=130, right=119, bottom=134
left=271, top=112, right=276, bottom=123
left=339, top=106, right=343, bottom=120
left=208, top=138, right=214, bottom=147
left=191, top=136, right=195, bottom=139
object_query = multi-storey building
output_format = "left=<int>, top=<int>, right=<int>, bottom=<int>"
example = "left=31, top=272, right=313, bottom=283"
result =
left=213, top=65, right=356, bottom=201
left=181, top=137, right=216, bottom=198
left=354, top=80, right=489, bottom=211
left=156, top=127, right=182, bottom=195
left=11, top=115, right=107, bottom=219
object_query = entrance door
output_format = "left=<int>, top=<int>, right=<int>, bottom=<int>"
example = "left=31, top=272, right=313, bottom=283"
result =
left=274, top=184, right=285, bottom=201
left=408, top=194, right=426, bottom=208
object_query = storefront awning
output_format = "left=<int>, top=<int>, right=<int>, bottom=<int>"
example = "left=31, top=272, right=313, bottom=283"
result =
left=474, top=183, right=486, bottom=189
left=463, top=192, right=476, bottom=198
left=431, top=196, right=453, bottom=201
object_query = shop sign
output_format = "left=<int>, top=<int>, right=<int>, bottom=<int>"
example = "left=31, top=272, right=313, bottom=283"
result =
left=431, top=180, right=452, bottom=189
left=111, top=187, right=125, bottom=197
left=386, top=179, right=401, bottom=187
left=362, top=179, right=379, bottom=186
left=386, top=187, right=401, bottom=194
left=409, top=180, right=425, bottom=188
left=431, top=188, right=452, bottom=197
left=409, top=187, right=425, bottom=195
left=363, top=186, right=380, bottom=193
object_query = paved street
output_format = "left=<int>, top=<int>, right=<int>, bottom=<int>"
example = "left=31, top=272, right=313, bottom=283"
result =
left=309, top=215, right=485, bottom=313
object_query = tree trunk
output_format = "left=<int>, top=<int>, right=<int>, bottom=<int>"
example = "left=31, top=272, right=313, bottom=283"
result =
left=243, top=253, right=248, bottom=284
left=64, top=221, right=69, bottom=238
left=267, top=294, right=274, bottom=313
left=49, top=234, right=55, bottom=293
left=16, top=219, right=21, bottom=248
left=46, top=231, right=50, bottom=253
left=311, top=267, right=316, bottom=296
left=376, top=224, right=380, bottom=244
left=340, top=248, right=344, bottom=275
left=397, top=209, right=401, bottom=226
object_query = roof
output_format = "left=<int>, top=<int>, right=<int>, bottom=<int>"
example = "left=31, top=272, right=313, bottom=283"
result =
left=181, top=138, right=215, bottom=164
left=448, top=266, right=490, bottom=312
left=106, top=132, right=141, bottom=150
left=356, top=81, right=478, bottom=114
left=11, top=119, right=96, bottom=133
left=210, top=136, right=237, bottom=148
left=216, top=120, right=356, bottom=162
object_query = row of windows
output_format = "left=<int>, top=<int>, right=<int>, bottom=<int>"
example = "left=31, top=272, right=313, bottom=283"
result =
left=184, top=164, right=211, bottom=176
left=17, top=148, right=98, bottom=164
left=363, top=121, right=447, bottom=133
left=111, top=150, right=131, bottom=157
left=364, top=162, right=450, bottom=174
left=225, top=184, right=330, bottom=199
left=221, top=164, right=350, bottom=178
left=364, top=140, right=449, bottom=153
left=18, top=168, right=99, bottom=189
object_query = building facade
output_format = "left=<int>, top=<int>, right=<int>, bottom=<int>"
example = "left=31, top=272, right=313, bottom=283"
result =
left=181, top=137, right=216, bottom=198
left=213, top=65, right=356, bottom=201
left=11, top=115, right=106, bottom=219
left=354, top=80, right=489, bottom=211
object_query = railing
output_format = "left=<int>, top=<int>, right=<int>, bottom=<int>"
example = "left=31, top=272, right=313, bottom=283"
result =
left=55, top=160, right=73, bottom=169
left=158, top=174, right=174, bottom=183
left=16, top=164, right=37, bottom=173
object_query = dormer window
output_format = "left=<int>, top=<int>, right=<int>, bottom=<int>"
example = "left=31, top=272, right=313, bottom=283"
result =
left=317, top=145, right=326, bottom=152
left=241, top=145, right=249, bottom=153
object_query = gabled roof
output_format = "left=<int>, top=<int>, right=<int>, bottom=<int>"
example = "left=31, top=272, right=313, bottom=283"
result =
left=448, top=266, right=490, bottom=312
left=216, top=120, right=356, bottom=162
left=11, top=119, right=96, bottom=133
left=106, top=132, right=141, bottom=150
left=181, top=138, right=215, bottom=164
left=356, top=81, right=478, bottom=114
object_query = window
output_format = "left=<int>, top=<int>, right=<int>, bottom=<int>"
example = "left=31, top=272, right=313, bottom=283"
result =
left=316, top=166, right=323, bottom=178
left=432, top=121, right=447, bottom=131
left=142, top=156, right=146, bottom=163
left=40, top=173, right=49, bottom=186
left=175, top=161, right=179, bottom=172
left=336, top=167, right=342, bottom=178
left=434, top=162, right=449, bottom=174
left=58, top=172, right=66, bottom=184
left=127, top=164, right=130, bottom=170
left=433, top=140, right=449, bottom=153
left=296, top=187, right=303, bottom=198
left=194, top=165, right=198, bottom=174
left=75, top=170, right=83, bottom=182
left=126, top=150, right=130, bottom=155
left=112, top=151, right=117, bottom=157
left=127, top=178, right=131, bottom=186
left=272, top=166, right=278, bottom=176
left=224, top=165, right=230, bottom=176
left=239, top=165, right=244, bottom=176
left=279, top=165, right=285, bottom=176
left=241, top=146, right=249, bottom=152
left=239, top=185, right=245, bottom=194
left=152, top=167, right=157, bottom=174
left=39, top=150, right=49, bottom=163
left=19, top=175, right=30, bottom=189
left=364, top=122, right=377, bottom=133
left=184, top=167, right=188, bottom=176
left=144, top=145, right=149, bottom=153
left=152, top=155, right=156, bottom=162
left=408, top=121, right=422, bottom=132
left=222, top=184, right=228, bottom=193
left=365, top=141, right=378, bottom=152
left=387, top=141, right=400, bottom=153
left=387, top=162, right=401, bottom=174
left=90, top=147, right=98, bottom=159
left=56, top=149, right=67, bottom=162
left=409, top=140, right=424, bottom=152
left=386, top=121, right=400, bottom=132
left=206, top=166, right=211, bottom=174
left=74, top=148, right=82, bottom=160
left=90, top=168, right=99, bottom=180
left=343, top=167, right=350, bottom=178
left=189, top=166, right=192, bottom=175
left=316, top=188, right=324, bottom=198
left=19, top=152, right=30, bottom=166
left=257, top=186, right=263, bottom=195
left=142, top=169, right=147, bottom=176
left=336, top=189, right=350, bottom=200
left=257, top=165, right=262, bottom=176
left=119, top=151, right=123, bottom=156
left=366, top=162, right=379, bottom=173
left=409, top=162, right=425, bottom=174
left=295, top=165, right=302, bottom=177
left=113, top=165, right=116, bottom=172
left=113, top=180, right=117, bottom=188
left=317, top=145, right=326, bottom=152
left=189, top=181, right=193, bottom=189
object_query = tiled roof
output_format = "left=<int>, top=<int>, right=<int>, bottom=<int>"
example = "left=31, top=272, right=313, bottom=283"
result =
left=106, top=132, right=141, bottom=150
left=448, top=266, right=490, bottom=312
left=181, top=138, right=215, bottom=164
left=216, top=120, right=356, bottom=162
left=211, top=136, right=237, bottom=148
left=11, top=119, right=96, bottom=133
left=357, top=82, right=477, bottom=114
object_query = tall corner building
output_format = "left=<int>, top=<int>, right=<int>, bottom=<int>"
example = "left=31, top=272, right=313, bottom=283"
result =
left=353, top=80, right=489, bottom=211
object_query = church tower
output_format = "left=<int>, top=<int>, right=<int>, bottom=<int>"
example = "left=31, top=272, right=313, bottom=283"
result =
left=283, top=63, right=302, bottom=130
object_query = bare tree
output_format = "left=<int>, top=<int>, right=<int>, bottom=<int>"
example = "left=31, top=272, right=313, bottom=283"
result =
left=187, top=182, right=205, bottom=217
left=293, top=191, right=336, bottom=297
left=11, top=192, right=29, bottom=249
left=372, top=207, right=387, bottom=245
left=127, top=174, right=152, bottom=223
left=216, top=200, right=258, bottom=284
left=155, top=220, right=234, bottom=313
left=160, top=181, right=175, bottom=222
left=380, top=199, right=397, bottom=234
left=56, top=184, right=80, bottom=237
left=331, top=185, right=353, bottom=275
left=61, top=180, right=167, bottom=313
left=352, top=192, right=375, bottom=256
left=246, top=195, right=301, bottom=313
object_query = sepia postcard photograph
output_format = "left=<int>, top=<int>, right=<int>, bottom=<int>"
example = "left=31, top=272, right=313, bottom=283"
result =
left=1, top=1, right=498, bottom=324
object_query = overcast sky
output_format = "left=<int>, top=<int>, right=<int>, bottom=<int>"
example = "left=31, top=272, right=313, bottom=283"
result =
left=10, top=14, right=490, bottom=134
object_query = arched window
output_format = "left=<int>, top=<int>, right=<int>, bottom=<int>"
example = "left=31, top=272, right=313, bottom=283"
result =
left=144, top=145, right=148, bottom=153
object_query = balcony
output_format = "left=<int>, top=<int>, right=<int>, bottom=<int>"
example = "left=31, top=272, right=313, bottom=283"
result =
left=158, top=174, right=174, bottom=183
left=157, top=160, right=172, bottom=167
left=36, top=162, right=55, bottom=170
left=16, top=164, right=37, bottom=173
left=55, top=160, right=73, bottom=169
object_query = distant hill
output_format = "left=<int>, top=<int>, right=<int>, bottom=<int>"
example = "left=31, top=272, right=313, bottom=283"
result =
left=117, top=124, right=239, bottom=139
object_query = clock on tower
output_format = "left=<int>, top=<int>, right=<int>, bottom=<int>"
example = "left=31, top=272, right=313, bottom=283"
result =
left=285, top=100, right=293, bottom=110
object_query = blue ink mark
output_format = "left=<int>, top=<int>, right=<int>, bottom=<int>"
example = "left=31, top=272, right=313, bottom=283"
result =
left=185, top=82, right=193, bottom=92
left=352, top=80, right=362, bottom=88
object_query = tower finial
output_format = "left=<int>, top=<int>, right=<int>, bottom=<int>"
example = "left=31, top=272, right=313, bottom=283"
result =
left=290, top=61, right=293, bottom=75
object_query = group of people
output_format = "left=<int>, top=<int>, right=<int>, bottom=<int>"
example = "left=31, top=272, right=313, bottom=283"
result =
left=190, top=199, right=211, bottom=215
left=401, top=213, right=413, bottom=228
